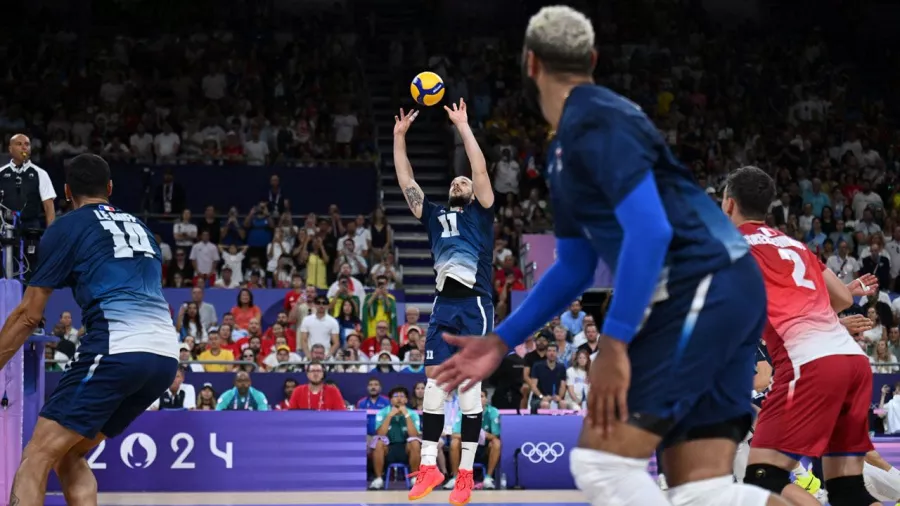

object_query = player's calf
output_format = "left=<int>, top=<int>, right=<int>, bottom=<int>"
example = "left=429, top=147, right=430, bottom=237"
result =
left=11, top=417, right=86, bottom=506
left=826, top=475, right=880, bottom=506
left=54, top=435, right=105, bottom=506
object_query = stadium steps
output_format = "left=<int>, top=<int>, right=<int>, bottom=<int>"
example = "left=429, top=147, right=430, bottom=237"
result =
left=363, top=3, right=452, bottom=311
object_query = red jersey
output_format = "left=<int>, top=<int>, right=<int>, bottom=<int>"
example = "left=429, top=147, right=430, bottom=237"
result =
left=288, top=384, right=347, bottom=411
left=739, top=223, right=864, bottom=372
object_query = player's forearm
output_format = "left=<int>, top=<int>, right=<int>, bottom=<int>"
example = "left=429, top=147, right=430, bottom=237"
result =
left=0, top=304, right=41, bottom=369
left=822, top=267, right=853, bottom=312
left=392, top=135, right=415, bottom=185
left=494, top=238, right=597, bottom=349
left=457, top=123, right=487, bottom=177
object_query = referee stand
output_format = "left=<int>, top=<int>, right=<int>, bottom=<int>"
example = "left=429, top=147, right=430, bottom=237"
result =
left=0, top=208, right=56, bottom=505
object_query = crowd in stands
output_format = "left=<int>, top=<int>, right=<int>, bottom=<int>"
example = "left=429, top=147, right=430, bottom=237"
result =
left=0, top=3, right=375, bottom=167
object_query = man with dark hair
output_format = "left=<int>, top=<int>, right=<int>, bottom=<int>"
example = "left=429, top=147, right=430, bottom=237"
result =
left=723, top=166, right=777, bottom=221
left=724, top=165, right=882, bottom=506
left=369, top=385, right=422, bottom=490
left=0, top=153, right=179, bottom=506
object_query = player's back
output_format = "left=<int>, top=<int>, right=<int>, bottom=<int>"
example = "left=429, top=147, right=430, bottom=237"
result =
left=739, top=223, right=863, bottom=370
left=550, top=84, right=750, bottom=286
left=421, top=196, right=493, bottom=297
left=31, top=203, right=178, bottom=358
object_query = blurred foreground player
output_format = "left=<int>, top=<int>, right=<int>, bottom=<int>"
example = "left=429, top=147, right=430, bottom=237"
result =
left=434, top=6, right=789, bottom=506
left=0, top=154, right=179, bottom=506
left=722, top=166, right=879, bottom=506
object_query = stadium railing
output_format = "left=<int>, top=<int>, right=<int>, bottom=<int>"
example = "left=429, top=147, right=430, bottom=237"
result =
left=46, top=359, right=259, bottom=371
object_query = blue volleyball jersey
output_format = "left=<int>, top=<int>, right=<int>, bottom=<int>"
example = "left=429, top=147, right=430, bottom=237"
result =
left=546, top=85, right=749, bottom=289
left=28, top=203, right=179, bottom=358
left=419, top=195, right=494, bottom=297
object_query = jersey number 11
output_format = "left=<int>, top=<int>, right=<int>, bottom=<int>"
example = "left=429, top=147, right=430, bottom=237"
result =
left=438, top=213, right=460, bottom=238
left=101, top=221, right=155, bottom=258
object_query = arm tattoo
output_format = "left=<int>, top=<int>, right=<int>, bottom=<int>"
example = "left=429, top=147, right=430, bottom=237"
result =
left=404, top=186, right=423, bottom=209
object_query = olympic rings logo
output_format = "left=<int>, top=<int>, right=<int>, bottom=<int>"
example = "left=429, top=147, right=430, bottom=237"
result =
left=520, top=442, right=565, bottom=464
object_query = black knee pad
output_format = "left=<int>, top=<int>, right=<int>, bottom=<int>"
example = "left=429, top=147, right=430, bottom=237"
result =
left=460, top=412, right=483, bottom=443
left=825, top=475, right=878, bottom=506
left=743, top=464, right=791, bottom=493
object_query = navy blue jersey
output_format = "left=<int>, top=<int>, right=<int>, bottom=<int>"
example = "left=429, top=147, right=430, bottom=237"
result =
left=419, top=195, right=494, bottom=297
left=29, top=203, right=178, bottom=358
left=546, top=85, right=749, bottom=288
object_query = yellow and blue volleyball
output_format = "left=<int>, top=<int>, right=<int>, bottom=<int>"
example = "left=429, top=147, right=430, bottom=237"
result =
left=410, top=71, right=445, bottom=106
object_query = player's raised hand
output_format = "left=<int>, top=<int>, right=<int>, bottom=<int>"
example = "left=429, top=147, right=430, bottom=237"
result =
left=393, top=108, right=419, bottom=136
left=432, top=332, right=507, bottom=393
left=840, top=314, right=873, bottom=335
left=587, top=336, right=631, bottom=437
left=848, top=274, right=879, bottom=297
left=443, top=99, right=468, bottom=126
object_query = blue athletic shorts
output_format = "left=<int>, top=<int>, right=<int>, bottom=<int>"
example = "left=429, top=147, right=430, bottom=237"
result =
left=41, top=352, right=178, bottom=439
left=425, top=295, right=494, bottom=367
left=626, top=254, right=767, bottom=446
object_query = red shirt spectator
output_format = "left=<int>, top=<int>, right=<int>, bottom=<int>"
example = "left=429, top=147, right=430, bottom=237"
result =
left=494, top=267, right=526, bottom=291
left=289, top=363, right=346, bottom=411
left=284, top=275, right=306, bottom=312
left=263, top=315, right=297, bottom=350
left=396, top=307, right=422, bottom=346
left=362, top=325, right=399, bottom=357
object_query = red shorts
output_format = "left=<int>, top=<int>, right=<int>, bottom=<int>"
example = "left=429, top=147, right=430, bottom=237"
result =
left=751, top=354, right=873, bottom=457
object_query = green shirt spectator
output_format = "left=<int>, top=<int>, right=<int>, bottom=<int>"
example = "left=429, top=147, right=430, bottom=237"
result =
left=375, top=404, right=421, bottom=444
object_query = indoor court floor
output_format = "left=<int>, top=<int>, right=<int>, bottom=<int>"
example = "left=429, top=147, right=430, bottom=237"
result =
left=44, top=491, right=589, bottom=506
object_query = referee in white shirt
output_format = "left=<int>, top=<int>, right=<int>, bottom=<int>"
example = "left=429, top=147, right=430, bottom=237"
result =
left=1, top=134, right=57, bottom=229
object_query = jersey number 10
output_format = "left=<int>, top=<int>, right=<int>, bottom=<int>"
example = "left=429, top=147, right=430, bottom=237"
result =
left=101, top=221, right=155, bottom=258
left=438, top=213, right=460, bottom=238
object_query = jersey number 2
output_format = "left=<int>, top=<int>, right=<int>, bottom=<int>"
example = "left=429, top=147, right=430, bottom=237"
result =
left=778, top=248, right=815, bottom=290
left=101, top=221, right=155, bottom=258
left=438, top=213, right=460, bottom=238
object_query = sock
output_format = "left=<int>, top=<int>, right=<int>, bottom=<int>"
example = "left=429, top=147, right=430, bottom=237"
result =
left=460, top=442, right=478, bottom=471
left=421, top=440, right=439, bottom=467
left=420, top=411, right=444, bottom=467
left=570, top=447, right=672, bottom=505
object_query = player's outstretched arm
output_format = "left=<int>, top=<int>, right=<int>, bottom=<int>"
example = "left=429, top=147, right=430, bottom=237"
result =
left=822, top=267, right=854, bottom=312
left=393, top=108, right=426, bottom=219
left=0, top=286, right=53, bottom=369
left=445, top=99, right=493, bottom=208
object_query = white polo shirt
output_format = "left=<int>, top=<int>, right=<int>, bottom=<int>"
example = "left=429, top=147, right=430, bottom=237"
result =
left=189, top=240, right=220, bottom=275
left=0, top=160, right=57, bottom=202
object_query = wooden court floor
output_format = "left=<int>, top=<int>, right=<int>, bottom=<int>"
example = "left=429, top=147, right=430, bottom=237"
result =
left=45, top=490, right=588, bottom=505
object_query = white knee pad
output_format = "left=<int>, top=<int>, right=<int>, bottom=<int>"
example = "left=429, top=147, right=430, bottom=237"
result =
left=570, top=448, right=670, bottom=505
left=864, top=462, right=900, bottom=502
left=423, top=378, right=447, bottom=414
left=457, top=381, right=483, bottom=415
left=668, top=475, right=771, bottom=506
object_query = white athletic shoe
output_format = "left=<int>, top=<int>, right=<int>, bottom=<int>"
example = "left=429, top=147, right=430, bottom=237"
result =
left=369, top=477, right=385, bottom=490
left=443, top=476, right=456, bottom=489
left=657, top=474, right=669, bottom=491
left=483, top=475, right=496, bottom=489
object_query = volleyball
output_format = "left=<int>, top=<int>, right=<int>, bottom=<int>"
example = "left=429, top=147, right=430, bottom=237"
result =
left=410, top=71, right=445, bottom=106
